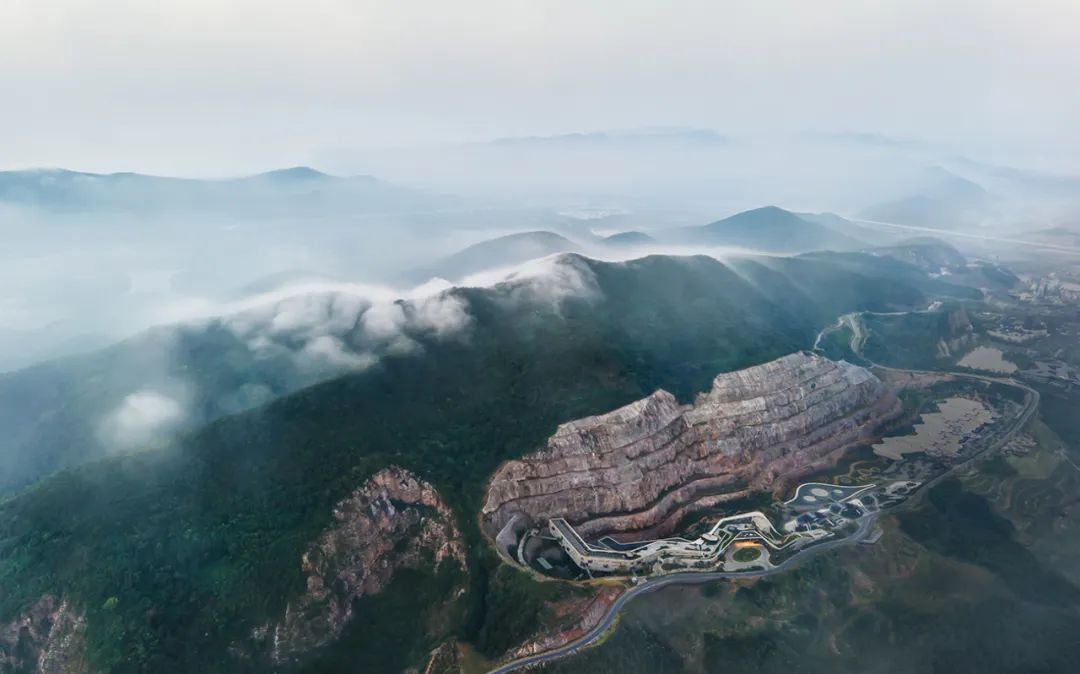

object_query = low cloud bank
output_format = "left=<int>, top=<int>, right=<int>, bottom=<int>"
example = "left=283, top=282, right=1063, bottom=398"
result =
left=92, top=254, right=600, bottom=453
left=98, top=389, right=188, bottom=452
left=162, top=254, right=598, bottom=376
left=219, top=282, right=473, bottom=376
left=459, top=253, right=601, bottom=307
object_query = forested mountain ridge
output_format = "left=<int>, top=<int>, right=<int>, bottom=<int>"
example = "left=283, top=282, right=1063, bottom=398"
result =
left=0, top=252, right=980, bottom=673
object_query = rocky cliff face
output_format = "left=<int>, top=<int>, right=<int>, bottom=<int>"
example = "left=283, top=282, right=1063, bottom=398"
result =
left=483, top=352, right=899, bottom=538
left=0, top=595, right=88, bottom=674
left=253, top=466, right=466, bottom=666
left=936, top=306, right=975, bottom=358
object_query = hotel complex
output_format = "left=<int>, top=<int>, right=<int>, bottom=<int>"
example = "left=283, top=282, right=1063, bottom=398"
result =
left=549, top=482, right=878, bottom=574
left=550, top=510, right=818, bottom=574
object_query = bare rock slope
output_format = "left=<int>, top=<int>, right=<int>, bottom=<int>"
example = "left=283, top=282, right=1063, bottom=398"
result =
left=483, top=352, right=899, bottom=538
left=0, top=595, right=88, bottom=674
left=254, top=466, right=466, bottom=666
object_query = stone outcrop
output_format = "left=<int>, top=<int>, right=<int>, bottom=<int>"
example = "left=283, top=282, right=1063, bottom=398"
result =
left=0, top=595, right=88, bottom=674
left=936, top=306, right=975, bottom=357
left=483, top=352, right=900, bottom=538
left=254, top=466, right=466, bottom=665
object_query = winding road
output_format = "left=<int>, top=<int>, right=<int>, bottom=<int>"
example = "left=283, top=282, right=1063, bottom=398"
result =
left=487, top=313, right=1040, bottom=674
left=488, top=517, right=875, bottom=674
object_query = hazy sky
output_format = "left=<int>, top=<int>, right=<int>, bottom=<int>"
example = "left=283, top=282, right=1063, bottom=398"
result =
left=3, top=0, right=1079, bottom=175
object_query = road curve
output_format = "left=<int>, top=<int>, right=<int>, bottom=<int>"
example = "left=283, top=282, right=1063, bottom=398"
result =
left=488, top=517, right=875, bottom=673
left=487, top=333, right=1039, bottom=674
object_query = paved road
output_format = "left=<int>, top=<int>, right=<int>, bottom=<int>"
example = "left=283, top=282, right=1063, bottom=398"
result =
left=488, top=518, right=875, bottom=673
left=488, top=323, right=1040, bottom=674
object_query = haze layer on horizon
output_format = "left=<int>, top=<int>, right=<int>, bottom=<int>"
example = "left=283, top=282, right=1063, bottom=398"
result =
left=3, top=0, right=1079, bottom=176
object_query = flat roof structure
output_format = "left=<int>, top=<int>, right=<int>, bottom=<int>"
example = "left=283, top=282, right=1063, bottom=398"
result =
left=784, top=482, right=876, bottom=511
left=550, top=518, right=628, bottom=561
left=547, top=481, right=876, bottom=576
left=550, top=509, right=805, bottom=574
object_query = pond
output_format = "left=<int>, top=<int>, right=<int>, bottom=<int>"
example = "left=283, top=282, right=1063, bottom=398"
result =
left=957, top=346, right=1018, bottom=373
left=873, top=397, right=994, bottom=461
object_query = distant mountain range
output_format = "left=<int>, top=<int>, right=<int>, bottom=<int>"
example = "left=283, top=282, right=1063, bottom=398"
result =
left=409, top=206, right=875, bottom=282
left=411, top=206, right=944, bottom=285
left=858, top=166, right=991, bottom=229
left=0, top=166, right=452, bottom=214
left=0, top=323, right=112, bottom=373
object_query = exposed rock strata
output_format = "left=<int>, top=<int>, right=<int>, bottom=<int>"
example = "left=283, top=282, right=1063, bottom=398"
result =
left=255, top=466, right=466, bottom=665
left=0, top=595, right=88, bottom=674
left=936, top=307, right=976, bottom=357
left=483, top=352, right=900, bottom=538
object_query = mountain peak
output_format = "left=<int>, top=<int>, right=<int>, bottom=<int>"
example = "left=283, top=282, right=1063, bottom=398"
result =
left=603, top=231, right=656, bottom=247
left=729, top=205, right=797, bottom=219
left=702, top=205, right=805, bottom=232
left=683, top=206, right=862, bottom=253
left=255, top=166, right=331, bottom=181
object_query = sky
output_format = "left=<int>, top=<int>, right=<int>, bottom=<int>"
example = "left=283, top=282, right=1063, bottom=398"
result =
left=2, top=0, right=1080, bottom=176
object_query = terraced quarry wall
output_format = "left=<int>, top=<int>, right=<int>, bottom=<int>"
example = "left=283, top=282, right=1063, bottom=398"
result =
left=482, top=352, right=901, bottom=538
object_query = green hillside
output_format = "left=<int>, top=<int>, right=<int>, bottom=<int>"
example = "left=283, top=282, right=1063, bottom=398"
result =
left=0, top=253, right=971, bottom=673
left=0, top=251, right=966, bottom=497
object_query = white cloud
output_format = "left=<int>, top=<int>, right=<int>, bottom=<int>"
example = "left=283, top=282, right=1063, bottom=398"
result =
left=169, top=253, right=601, bottom=378
left=360, top=301, right=408, bottom=341
left=98, top=390, right=187, bottom=451
left=154, top=281, right=399, bottom=327
left=461, top=253, right=601, bottom=307
left=298, top=335, right=378, bottom=372
left=410, top=292, right=472, bottom=336
left=88, top=255, right=600, bottom=445
left=86, top=251, right=605, bottom=451
left=183, top=278, right=476, bottom=374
